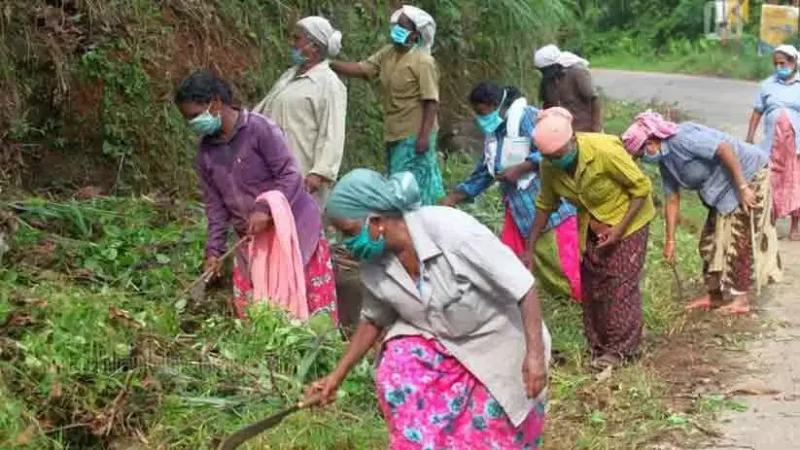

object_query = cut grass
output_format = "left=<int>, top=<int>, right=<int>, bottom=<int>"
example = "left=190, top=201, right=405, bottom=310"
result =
left=0, top=100, right=744, bottom=449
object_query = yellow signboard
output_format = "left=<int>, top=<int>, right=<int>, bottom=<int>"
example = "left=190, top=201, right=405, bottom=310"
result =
left=760, top=4, right=799, bottom=51
left=727, top=0, right=749, bottom=25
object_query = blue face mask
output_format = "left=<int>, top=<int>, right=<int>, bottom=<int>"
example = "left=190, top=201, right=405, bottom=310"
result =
left=549, top=148, right=578, bottom=170
left=291, top=47, right=308, bottom=66
left=189, top=107, right=222, bottom=136
left=641, top=151, right=663, bottom=165
left=474, top=90, right=507, bottom=135
left=476, top=110, right=504, bottom=135
left=343, top=221, right=386, bottom=261
left=390, top=24, right=412, bottom=46
left=776, top=67, right=794, bottom=80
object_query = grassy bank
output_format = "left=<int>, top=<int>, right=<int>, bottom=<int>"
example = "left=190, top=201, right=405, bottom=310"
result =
left=589, top=37, right=773, bottom=81
left=1, top=0, right=572, bottom=195
left=0, top=101, right=743, bottom=449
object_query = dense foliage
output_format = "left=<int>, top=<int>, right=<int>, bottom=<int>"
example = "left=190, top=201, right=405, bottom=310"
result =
left=0, top=0, right=571, bottom=195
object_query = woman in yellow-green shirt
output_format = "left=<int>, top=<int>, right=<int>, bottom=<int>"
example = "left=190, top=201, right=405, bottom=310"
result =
left=527, top=107, right=655, bottom=371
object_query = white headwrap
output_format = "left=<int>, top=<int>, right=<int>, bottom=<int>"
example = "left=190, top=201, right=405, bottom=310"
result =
left=297, top=16, right=342, bottom=57
left=390, top=5, right=436, bottom=54
left=534, top=44, right=589, bottom=69
left=775, top=44, right=799, bottom=61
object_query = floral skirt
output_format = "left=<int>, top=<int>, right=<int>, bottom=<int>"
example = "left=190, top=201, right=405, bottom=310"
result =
left=232, top=236, right=338, bottom=323
left=376, top=336, right=546, bottom=450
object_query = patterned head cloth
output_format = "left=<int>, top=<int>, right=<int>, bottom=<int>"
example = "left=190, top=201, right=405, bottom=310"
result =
left=621, top=110, right=679, bottom=155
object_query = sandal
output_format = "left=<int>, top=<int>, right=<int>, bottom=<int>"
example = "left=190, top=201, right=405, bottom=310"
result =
left=590, top=354, right=621, bottom=372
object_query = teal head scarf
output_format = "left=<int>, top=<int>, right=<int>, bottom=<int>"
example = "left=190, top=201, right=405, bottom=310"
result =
left=326, top=169, right=421, bottom=220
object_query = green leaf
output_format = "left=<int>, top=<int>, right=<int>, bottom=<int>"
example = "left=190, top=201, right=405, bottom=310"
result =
left=155, top=254, right=170, bottom=264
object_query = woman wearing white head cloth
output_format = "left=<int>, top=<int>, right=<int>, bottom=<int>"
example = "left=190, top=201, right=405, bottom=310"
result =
left=533, top=44, right=602, bottom=133
left=253, top=16, right=347, bottom=208
left=746, top=44, right=800, bottom=240
left=331, top=5, right=445, bottom=206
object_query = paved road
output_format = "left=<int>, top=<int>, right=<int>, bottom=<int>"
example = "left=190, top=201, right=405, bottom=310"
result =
left=592, top=68, right=800, bottom=450
left=592, top=68, right=758, bottom=139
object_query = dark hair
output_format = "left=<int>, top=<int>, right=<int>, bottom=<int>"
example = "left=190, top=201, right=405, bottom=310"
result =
left=174, top=70, right=234, bottom=105
left=468, top=82, right=522, bottom=109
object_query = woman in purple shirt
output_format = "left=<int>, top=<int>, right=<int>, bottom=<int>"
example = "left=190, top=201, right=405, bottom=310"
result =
left=174, top=70, right=337, bottom=321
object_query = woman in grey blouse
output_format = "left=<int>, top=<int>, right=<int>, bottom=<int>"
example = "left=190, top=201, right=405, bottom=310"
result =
left=623, top=111, right=782, bottom=315
left=308, top=168, right=551, bottom=449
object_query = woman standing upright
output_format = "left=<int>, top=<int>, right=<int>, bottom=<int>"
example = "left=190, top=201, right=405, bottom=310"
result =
left=253, top=16, right=347, bottom=208
left=331, top=5, right=444, bottom=205
left=528, top=107, right=655, bottom=371
left=747, top=44, right=800, bottom=238
left=625, top=111, right=782, bottom=315
left=440, top=82, right=582, bottom=301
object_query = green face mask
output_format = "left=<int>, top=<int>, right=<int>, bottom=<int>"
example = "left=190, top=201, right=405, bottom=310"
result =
left=549, top=148, right=578, bottom=170
left=342, top=220, right=386, bottom=261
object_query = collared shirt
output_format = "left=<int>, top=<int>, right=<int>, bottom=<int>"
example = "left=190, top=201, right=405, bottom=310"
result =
left=253, top=61, right=347, bottom=183
left=660, top=122, right=768, bottom=214
left=358, top=206, right=551, bottom=427
left=536, top=133, right=655, bottom=251
left=541, top=65, right=598, bottom=132
left=359, top=45, right=440, bottom=142
left=457, top=106, right=577, bottom=236
left=754, top=74, right=800, bottom=153
left=196, top=110, right=322, bottom=265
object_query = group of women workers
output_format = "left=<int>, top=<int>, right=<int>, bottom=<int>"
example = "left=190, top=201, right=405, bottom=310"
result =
left=172, top=3, right=798, bottom=446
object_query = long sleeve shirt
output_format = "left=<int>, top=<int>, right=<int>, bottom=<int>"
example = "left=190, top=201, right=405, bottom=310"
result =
left=195, top=109, right=322, bottom=265
left=253, top=61, right=347, bottom=182
left=456, top=106, right=577, bottom=237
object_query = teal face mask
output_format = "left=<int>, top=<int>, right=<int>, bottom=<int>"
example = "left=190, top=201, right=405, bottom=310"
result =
left=549, top=148, right=578, bottom=170
left=390, top=24, right=412, bottom=46
left=476, top=110, right=504, bottom=135
left=342, top=220, right=386, bottom=261
left=291, top=47, right=308, bottom=66
left=641, top=151, right=663, bottom=165
left=189, top=107, right=222, bottom=136
left=475, top=90, right=507, bottom=135
left=776, top=67, right=794, bottom=80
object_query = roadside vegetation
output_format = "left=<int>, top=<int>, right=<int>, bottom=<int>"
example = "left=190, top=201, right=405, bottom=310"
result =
left=567, top=0, right=776, bottom=81
left=0, top=1, right=764, bottom=449
left=1, top=101, right=753, bottom=449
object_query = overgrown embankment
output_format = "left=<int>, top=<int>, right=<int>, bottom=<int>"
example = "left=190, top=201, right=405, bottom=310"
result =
left=0, top=0, right=572, bottom=195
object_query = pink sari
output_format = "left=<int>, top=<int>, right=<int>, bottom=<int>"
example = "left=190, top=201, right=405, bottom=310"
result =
left=770, top=112, right=800, bottom=219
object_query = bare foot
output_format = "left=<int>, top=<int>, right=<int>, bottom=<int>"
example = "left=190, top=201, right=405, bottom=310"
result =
left=790, top=233, right=800, bottom=241
left=717, top=296, right=750, bottom=315
left=685, top=295, right=712, bottom=311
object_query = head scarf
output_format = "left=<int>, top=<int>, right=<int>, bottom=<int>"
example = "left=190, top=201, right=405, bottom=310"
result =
left=621, top=110, right=679, bottom=155
left=390, top=5, right=436, bottom=54
left=296, top=16, right=343, bottom=57
left=533, top=107, right=574, bottom=155
left=775, top=44, right=799, bottom=61
left=326, top=169, right=421, bottom=220
left=534, top=44, right=589, bottom=69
